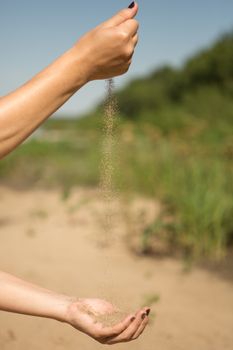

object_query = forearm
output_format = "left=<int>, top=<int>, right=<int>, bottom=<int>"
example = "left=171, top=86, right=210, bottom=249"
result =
left=0, top=4, right=139, bottom=160
left=0, top=47, right=89, bottom=159
left=0, top=271, right=72, bottom=322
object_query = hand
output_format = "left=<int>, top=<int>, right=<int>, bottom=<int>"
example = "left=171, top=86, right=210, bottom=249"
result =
left=66, top=298, right=150, bottom=345
left=72, top=3, right=139, bottom=81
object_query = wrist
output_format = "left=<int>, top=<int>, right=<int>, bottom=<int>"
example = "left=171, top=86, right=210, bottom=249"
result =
left=62, top=297, right=80, bottom=325
left=44, top=47, right=91, bottom=99
left=49, top=294, right=77, bottom=323
left=67, top=46, right=93, bottom=86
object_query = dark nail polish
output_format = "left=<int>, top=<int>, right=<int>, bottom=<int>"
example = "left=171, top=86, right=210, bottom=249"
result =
left=130, top=316, right=136, bottom=322
left=146, top=309, right=151, bottom=316
left=128, top=2, right=135, bottom=9
left=141, top=313, right=146, bottom=320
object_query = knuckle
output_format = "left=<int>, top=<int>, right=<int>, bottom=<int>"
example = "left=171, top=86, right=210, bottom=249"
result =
left=117, top=63, right=130, bottom=76
left=97, top=336, right=112, bottom=345
left=117, top=29, right=129, bottom=41
left=134, top=34, right=139, bottom=44
left=110, top=330, right=118, bottom=337
left=94, top=331, right=103, bottom=339
left=124, top=46, right=133, bottom=59
left=125, top=334, right=132, bottom=342
left=119, top=9, right=129, bottom=20
left=103, top=339, right=115, bottom=346
left=126, top=63, right=131, bottom=71
left=122, top=65, right=130, bottom=74
left=132, top=19, right=139, bottom=30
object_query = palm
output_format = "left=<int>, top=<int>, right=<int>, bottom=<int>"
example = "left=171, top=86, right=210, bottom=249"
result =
left=69, top=298, right=120, bottom=333
left=67, top=298, right=150, bottom=344
left=79, top=298, right=118, bottom=316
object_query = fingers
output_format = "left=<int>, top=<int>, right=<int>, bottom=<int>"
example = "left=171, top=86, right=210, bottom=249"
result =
left=118, top=19, right=139, bottom=37
left=97, top=313, right=136, bottom=338
left=124, top=33, right=138, bottom=64
left=132, top=313, right=149, bottom=340
left=133, top=33, right=139, bottom=47
left=102, top=3, right=138, bottom=28
left=104, top=308, right=149, bottom=345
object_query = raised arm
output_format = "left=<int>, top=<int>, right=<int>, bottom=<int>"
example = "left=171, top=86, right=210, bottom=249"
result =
left=0, top=3, right=139, bottom=159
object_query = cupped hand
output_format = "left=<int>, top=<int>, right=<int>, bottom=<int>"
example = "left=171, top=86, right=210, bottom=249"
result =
left=72, top=3, right=139, bottom=81
left=66, top=298, right=150, bottom=345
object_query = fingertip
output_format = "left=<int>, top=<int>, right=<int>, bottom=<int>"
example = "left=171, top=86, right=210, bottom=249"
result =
left=143, top=306, right=151, bottom=314
left=134, top=2, right=139, bottom=14
left=123, top=313, right=136, bottom=326
left=128, top=2, right=139, bottom=10
left=142, top=306, right=151, bottom=316
left=127, top=2, right=139, bottom=16
left=128, top=1, right=135, bottom=9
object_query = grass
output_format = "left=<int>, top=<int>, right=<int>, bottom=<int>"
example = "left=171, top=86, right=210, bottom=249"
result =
left=0, top=111, right=232, bottom=262
left=119, top=119, right=233, bottom=261
left=139, top=144, right=233, bottom=260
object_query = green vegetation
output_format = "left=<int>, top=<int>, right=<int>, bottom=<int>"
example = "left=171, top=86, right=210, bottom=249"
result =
left=116, top=32, right=233, bottom=124
left=0, top=33, right=232, bottom=262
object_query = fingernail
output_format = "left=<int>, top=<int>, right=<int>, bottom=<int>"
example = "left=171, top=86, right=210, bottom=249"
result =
left=141, top=313, right=147, bottom=320
left=128, top=1, right=135, bottom=8
left=130, top=316, right=136, bottom=322
left=146, top=309, right=151, bottom=316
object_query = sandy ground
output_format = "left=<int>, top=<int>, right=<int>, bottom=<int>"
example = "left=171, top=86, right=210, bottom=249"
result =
left=0, top=186, right=233, bottom=350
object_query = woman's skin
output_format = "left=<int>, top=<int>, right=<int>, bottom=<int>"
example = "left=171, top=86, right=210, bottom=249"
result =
left=0, top=272, right=150, bottom=344
left=0, top=3, right=139, bottom=159
left=0, top=2, right=150, bottom=345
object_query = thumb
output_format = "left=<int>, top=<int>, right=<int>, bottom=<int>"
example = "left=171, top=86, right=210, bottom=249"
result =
left=102, top=2, right=138, bottom=28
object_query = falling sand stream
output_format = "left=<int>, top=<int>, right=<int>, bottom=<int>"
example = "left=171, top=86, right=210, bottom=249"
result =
left=99, top=78, right=117, bottom=244
left=93, top=79, right=131, bottom=326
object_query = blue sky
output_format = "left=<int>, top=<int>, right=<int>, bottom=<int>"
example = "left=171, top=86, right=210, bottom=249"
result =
left=1, top=0, right=233, bottom=116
